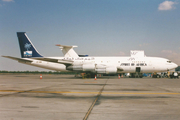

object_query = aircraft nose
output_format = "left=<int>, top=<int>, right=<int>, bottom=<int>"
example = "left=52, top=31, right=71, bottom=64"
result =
left=173, top=63, right=178, bottom=69
left=175, top=63, right=178, bottom=68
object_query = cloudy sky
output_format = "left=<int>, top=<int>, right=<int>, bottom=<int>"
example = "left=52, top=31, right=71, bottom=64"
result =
left=0, top=0, right=180, bottom=71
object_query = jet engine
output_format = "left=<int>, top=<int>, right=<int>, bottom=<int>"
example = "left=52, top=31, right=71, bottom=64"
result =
left=66, top=63, right=117, bottom=74
left=66, top=64, right=95, bottom=72
left=95, top=66, right=117, bottom=74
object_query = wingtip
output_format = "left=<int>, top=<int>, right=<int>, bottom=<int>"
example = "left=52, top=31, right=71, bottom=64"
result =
left=56, top=44, right=61, bottom=46
left=2, top=55, right=7, bottom=57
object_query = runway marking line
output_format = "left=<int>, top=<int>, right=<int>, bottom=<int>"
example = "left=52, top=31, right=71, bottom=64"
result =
left=83, top=79, right=108, bottom=120
left=0, top=90, right=180, bottom=95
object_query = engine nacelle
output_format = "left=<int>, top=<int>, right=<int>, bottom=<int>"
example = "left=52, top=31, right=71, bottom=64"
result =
left=106, top=67, right=117, bottom=74
left=95, top=66, right=117, bottom=74
left=67, top=63, right=117, bottom=74
left=82, top=64, right=95, bottom=72
left=67, top=65, right=82, bottom=71
left=66, top=64, right=95, bottom=72
left=96, top=64, right=106, bottom=69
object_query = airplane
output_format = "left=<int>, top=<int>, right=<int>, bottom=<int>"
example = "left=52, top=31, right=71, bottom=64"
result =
left=2, top=32, right=178, bottom=78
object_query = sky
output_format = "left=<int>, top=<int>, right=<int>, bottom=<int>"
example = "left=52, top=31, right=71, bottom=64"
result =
left=0, top=0, right=180, bottom=71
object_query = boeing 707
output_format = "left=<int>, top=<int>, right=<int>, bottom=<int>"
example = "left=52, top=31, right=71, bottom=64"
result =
left=2, top=32, right=178, bottom=78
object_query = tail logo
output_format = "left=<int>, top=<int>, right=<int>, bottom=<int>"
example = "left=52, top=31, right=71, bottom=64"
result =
left=24, top=43, right=32, bottom=57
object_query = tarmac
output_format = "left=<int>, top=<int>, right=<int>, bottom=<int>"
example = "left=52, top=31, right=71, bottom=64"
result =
left=0, top=74, right=180, bottom=120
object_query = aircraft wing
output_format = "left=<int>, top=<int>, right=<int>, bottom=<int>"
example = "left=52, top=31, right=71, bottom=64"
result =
left=31, top=57, right=73, bottom=65
left=2, top=56, right=73, bottom=65
left=2, top=56, right=33, bottom=63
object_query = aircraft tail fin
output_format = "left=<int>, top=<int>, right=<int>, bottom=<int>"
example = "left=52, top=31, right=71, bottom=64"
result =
left=17, top=32, right=43, bottom=58
left=56, top=44, right=79, bottom=58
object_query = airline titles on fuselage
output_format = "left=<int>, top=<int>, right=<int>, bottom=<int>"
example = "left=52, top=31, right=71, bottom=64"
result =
left=63, top=57, right=148, bottom=67
left=63, top=57, right=95, bottom=61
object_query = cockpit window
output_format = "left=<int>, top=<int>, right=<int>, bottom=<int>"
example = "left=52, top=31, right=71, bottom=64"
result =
left=167, top=61, right=172, bottom=63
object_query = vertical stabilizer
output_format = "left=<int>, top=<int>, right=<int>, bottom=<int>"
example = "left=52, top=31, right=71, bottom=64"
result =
left=17, top=32, right=43, bottom=58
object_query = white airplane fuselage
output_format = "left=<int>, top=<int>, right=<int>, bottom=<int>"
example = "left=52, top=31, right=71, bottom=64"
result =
left=3, top=32, right=178, bottom=74
left=22, top=56, right=177, bottom=73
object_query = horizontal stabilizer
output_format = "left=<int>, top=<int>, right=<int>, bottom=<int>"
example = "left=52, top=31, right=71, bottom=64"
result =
left=56, top=44, right=79, bottom=58
left=56, top=44, right=78, bottom=48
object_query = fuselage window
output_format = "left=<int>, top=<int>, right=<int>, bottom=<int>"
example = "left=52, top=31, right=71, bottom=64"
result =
left=140, top=63, right=144, bottom=66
